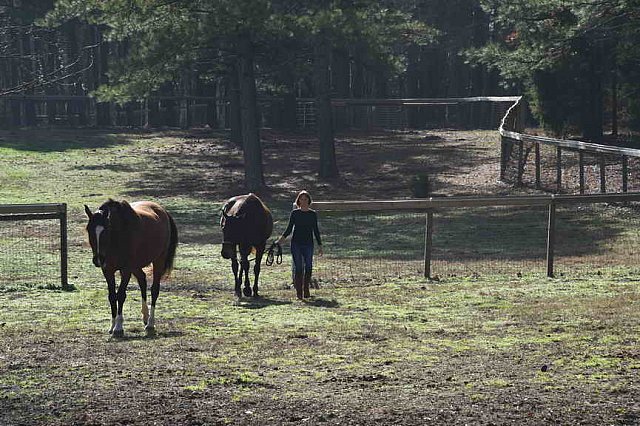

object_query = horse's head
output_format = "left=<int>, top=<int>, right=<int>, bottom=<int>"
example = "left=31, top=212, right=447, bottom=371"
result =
left=85, top=204, right=111, bottom=268
left=85, top=199, right=135, bottom=268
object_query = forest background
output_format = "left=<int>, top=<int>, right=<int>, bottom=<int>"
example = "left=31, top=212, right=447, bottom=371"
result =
left=1, top=0, right=639, bottom=190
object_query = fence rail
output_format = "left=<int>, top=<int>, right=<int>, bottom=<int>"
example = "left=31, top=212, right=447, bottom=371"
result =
left=314, top=193, right=640, bottom=279
left=0, top=203, right=68, bottom=289
left=499, top=97, right=640, bottom=193
left=1, top=95, right=520, bottom=131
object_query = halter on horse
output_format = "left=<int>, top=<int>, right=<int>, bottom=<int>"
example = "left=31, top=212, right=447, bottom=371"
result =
left=85, top=199, right=178, bottom=337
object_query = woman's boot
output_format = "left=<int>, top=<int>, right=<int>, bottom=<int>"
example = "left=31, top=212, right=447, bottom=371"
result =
left=303, top=271, right=312, bottom=298
left=294, top=272, right=304, bottom=299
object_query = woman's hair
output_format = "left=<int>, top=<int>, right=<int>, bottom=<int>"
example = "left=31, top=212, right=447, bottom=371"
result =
left=295, top=190, right=312, bottom=207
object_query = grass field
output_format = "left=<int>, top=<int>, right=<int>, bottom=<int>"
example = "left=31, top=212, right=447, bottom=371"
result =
left=1, top=128, right=640, bottom=424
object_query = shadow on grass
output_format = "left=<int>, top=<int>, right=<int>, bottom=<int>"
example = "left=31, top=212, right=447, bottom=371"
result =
left=236, top=295, right=291, bottom=309
left=71, top=164, right=138, bottom=173
left=0, top=129, right=133, bottom=152
left=320, top=205, right=630, bottom=262
left=108, top=329, right=185, bottom=341
left=304, top=298, right=340, bottom=308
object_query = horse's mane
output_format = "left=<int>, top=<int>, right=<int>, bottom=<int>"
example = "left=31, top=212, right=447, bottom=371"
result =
left=243, top=193, right=271, bottom=214
left=100, top=199, right=139, bottom=227
left=99, top=199, right=140, bottom=265
left=229, top=193, right=271, bottom=216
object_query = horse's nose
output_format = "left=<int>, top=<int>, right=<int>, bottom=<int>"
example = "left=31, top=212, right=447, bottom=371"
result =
left=221, top=249, right=231, bottom=259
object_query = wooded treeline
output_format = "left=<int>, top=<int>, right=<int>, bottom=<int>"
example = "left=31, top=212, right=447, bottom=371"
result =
left=1, top=0, right=639, bottom=190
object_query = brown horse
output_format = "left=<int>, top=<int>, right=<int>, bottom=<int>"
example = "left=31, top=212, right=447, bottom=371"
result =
left=220, top=193, right=273, bottom=299
left=84, top=199, right=178, bottom=336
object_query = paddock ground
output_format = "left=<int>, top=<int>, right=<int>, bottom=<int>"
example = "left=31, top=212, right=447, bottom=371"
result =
left=1, top=128, right=639, bottom=424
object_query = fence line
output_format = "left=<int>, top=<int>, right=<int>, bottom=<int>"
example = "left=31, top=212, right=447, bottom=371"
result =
left=499, top=98, right=640, bottom=193
left=1, top=95, right=520, bottom=131
left=314, top=193, right=640, bottom=279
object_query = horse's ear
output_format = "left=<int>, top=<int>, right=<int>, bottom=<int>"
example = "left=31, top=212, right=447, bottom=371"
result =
left=84, top=205, right=93, bottom=219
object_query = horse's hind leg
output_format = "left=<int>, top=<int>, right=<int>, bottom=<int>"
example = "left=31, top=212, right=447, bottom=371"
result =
left=113, top=270, right=132, bottom=337
left=253, top=243, right=266, bottom=297
left=133, top=269, right=149, bottom=325
left=147, top=261, right=163, bottom=333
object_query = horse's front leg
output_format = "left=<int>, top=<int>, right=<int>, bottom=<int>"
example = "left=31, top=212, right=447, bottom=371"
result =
left=231, top=257, right=241, bottom=299
left=113, top=270, right=131, bottom=337
left=102, top=268, right=118, bottom=334
left=253, top=243, right=266, bottom=297
left=240, top=246, right=252, bottom=297
left=133, top=269, right=148, bottom=325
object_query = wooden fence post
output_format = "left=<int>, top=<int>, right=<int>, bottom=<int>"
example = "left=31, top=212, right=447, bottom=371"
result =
left=59, top=203, right=69, bottom=290
left=517, top=140, right=524, bottom=186
left=600, top=154, right=607, bottom=193
left=622, top=156, right=628, bottom=193
left=500, top=136, right=511, bottom=182
left=546, top=198, right=556, bottom=278
left=556, top=147, right=562, bottom=193
left=535, top=143, right=541, bottom=189
left=579, top=152, right=585, bottom=194
left=424, top=210, right=433, bottom=279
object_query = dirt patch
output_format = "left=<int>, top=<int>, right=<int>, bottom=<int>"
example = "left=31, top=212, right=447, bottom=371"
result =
left=129, top=128, right=510, bottom=205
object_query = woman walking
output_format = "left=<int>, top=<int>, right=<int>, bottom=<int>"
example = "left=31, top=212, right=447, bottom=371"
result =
left=276, top=190, right=323, bottom=299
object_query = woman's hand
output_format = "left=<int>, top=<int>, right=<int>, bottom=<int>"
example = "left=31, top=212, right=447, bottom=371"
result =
left=317, top=245, right=323, bottom=257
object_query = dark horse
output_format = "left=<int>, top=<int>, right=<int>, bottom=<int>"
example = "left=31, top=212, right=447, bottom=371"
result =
left=220, top=193, right=273, bottom=299
left=84, top=199, right=178, bottom=336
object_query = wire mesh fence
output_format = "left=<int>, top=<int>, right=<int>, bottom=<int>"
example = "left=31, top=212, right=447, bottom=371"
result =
left=312, top=197, right=640, bottom=284
left=430, top=205, right=549, bottom=278
left=555, top=202, right=640, bottom=276
left=0, top=218, right=62, bottom=290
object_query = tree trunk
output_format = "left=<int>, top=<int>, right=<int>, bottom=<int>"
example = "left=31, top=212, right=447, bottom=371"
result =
left=582, top=42, right=604, bottom=142
left=332, top=48, right=350, bottom=130
left=228, top=62, right=243, bottom=147
left=314, top=35, right=339, bottom=179
left=351, top=46, right=367, bottom=129
left=282, top=66, right=297, bottom=130
left=95, top=27, right=111, bottom=126
left=611, top=49, right=618, bottom=137
left=237, top=35, right=265, bottom=191
left=406, top=44, right=422, bottom=128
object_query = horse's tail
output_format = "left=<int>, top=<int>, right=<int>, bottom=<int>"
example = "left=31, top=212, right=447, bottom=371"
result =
left=163, top=212, right=178, bottom=277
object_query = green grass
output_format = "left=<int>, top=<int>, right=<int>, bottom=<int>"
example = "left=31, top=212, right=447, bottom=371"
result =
left=1, top=128, right=640, bottom=424
left=2, top=128, right=640, bottom=290
left=1, top=273, right=639, bottom=424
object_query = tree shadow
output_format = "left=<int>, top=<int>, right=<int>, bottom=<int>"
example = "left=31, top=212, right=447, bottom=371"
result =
left=0, top=129, right=133, bottom=152
left=72, top=164, right=138, bottom=172
left=320, top=205, right=629, bottom=262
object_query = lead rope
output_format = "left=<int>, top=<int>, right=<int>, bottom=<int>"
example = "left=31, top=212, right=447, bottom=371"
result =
left=265, top=241, right=283, bottom=266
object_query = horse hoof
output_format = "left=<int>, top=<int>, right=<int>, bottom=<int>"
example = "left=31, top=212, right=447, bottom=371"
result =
left=243, top=287, right=252, bottom=297
left=112, top=329, right=124, bottom=338
left=145, top=327, right=156, bottom=336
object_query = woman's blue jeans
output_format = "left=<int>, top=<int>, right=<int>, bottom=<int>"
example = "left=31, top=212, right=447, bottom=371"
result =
left=291, top=241, right=314, bottom=275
